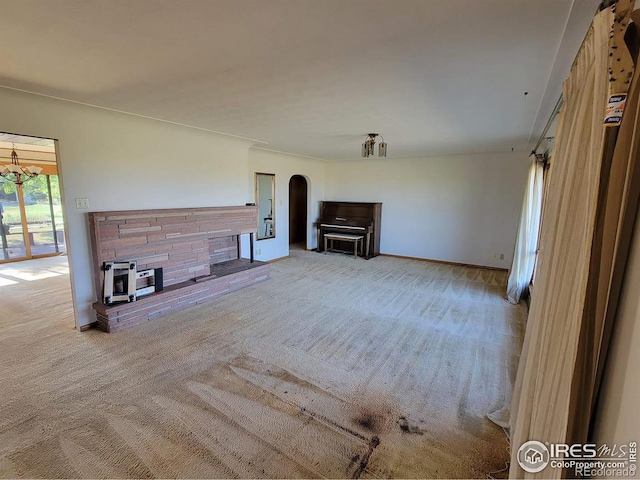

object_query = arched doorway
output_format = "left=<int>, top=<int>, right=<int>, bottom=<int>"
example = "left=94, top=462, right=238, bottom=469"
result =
left=289, top=175, right=307, bottom=248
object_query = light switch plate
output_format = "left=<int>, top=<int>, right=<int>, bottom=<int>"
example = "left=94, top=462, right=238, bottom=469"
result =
left=75, top=198, right=90, bottom=209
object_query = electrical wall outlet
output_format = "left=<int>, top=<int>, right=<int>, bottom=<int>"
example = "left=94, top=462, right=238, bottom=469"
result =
left=492, top=253, right=505, bottom=260
left=499, top=253, right=505, bottom=260
left=256, top=248, right=261, bottom=255
left=75, top=198, right=90, bottom=209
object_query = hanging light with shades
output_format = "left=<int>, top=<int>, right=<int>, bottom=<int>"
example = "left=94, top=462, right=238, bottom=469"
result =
left=1, top=144, right=43, bottom=186
left=361, top=133, right=387, bottom=158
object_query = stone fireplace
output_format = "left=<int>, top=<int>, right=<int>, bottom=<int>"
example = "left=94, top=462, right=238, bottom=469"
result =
left=88, top=206, right=270, bottom=332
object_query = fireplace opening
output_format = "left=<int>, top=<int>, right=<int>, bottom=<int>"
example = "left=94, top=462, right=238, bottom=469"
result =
left=194, top=234, right=265, bottom=282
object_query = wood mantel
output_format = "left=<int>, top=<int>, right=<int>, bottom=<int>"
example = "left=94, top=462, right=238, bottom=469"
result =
left=88, top=206, right=270, bottom=332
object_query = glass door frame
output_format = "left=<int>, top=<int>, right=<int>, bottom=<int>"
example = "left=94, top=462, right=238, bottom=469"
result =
left=0, top=172, right=64, bottom=264
left=0, top=177, right=29, bottom=262
left=0, top=177, right=64, bottom=264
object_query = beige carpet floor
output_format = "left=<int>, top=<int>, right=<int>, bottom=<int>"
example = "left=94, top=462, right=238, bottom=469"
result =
left=0, top=250, right=526, bottom=479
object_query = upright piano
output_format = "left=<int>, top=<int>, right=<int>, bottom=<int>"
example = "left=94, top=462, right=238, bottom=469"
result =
left=315, top=201, right=382, bottom=259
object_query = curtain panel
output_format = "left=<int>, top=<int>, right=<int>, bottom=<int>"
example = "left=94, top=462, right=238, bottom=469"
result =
left=506, top=154, right=544, bottom=304
left=577, top=9, right=640, bottom=443
left=509, top=2, right=640, bottom=477
left=509, top=4, right=636, bottom=477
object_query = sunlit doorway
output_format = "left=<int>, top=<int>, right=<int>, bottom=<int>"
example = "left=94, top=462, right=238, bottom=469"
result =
left=0, top=133, right=65, bottom=263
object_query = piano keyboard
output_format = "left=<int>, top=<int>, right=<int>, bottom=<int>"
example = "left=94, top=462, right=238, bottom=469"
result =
left=320, top=224, right=366, bottom=230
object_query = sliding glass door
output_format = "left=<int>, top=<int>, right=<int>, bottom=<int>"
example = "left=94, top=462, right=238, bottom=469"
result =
left=0, top=177, right=27, bottom=261
left=0, top=174, right=64, bottom=262
left=24, top=175, right=65, bottom=256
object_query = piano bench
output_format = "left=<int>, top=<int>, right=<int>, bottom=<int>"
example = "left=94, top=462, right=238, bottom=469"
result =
left=324, top=233, right=364, bottom=259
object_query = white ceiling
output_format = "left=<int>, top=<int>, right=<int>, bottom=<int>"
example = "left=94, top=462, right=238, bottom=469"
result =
left=0, top=0, right=599, bottom=160
left=0, top=133, right=54, bottom=147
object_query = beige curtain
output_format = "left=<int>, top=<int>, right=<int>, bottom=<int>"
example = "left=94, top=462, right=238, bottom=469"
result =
left=576, top=10, right=640, bottom=443
left=509, top=6, right=629, bottom=478
left=509, top=3, right=640, bottom=477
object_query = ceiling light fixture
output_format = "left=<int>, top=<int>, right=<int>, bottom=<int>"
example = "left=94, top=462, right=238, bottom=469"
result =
left=361, top=133, right=387, bottom=158
left=1, top=144, right=43, bottom=186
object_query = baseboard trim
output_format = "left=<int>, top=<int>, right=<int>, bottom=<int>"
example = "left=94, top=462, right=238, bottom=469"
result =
left=79, top=321, right=98, bottom=332
left=268, top=255, right=290, bottom=263
left=379, top=253, right=508, bottom=272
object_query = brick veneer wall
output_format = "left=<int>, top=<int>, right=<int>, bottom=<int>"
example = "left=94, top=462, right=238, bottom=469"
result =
left=209, top=235, right=238, bottom=265
left=88, top=206, right=269, bottom=332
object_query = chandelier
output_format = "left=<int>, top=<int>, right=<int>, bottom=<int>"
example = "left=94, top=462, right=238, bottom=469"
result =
left=361, top=133, right=387, bottom=158
left=1, top=144, right=43, bottom=186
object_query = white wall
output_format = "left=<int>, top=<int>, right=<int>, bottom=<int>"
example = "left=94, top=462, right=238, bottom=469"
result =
left=592, top=206, right=640, bottom=452
left=325, top=152, right=528, bottom=268
left=0, top=88, right=527, bottom=330
left=247, top=148, right=325, bottom=261
left=0, top=88, right=254, bottom=329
